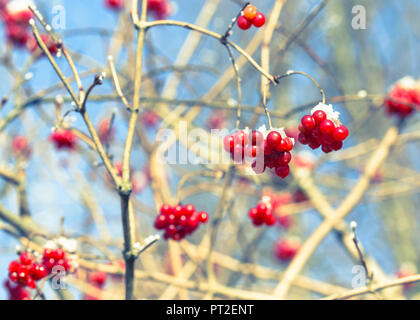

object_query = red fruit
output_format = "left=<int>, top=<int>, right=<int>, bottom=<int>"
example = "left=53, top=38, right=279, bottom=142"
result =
left=167, top=214, right=176, bottom=225
left=248, top=208, right=259, bottom=220
left=252, top=217, right=264, bottom=226
left=283, top=137, right=294, bottom=151
left=256, top=202, right=268, bottom=215
left=250, top=130, right=264, bottom=146
left=275, top=165, right=290, bottom=178
left=312, top=110, right=326, bottom=124
left=187, top=214, right=199, bottom=230
left=319, top=120, right=335, bottom=135
left=183, top=204, right=195, bottom=216
left=50, top=129, right=77, bottom=150
left=89, top=271, right=107, bottom=287
left=234, top=130, right=248, bottom=146
left=308, top=140, right=321, bottom=150
left=148, top=0, right=171, bottom=20
left=198, top=211, right=209, bottom=223
left=8, top=261, right=20, bottom=273
left=331, top=140, right=343, bottom=151
left=333, top=125, right=349, bottom=141
left=11, top=135, right=31, bottom=157
left=243, top=4, right=257, bottom=20
left=19, top=252, right=34, bottom=266
left=298, top=133, right=309, bottom=145
left=223, top=135, right=235, bottom=153
left=178, top=215, right=188, bottom=227
left=43, top=248, right=55, bottom=260
left=264, top=212, right=276, bottom=226
left=252, top=12, right=265, bottom=27
left=9, top=272, right=18, bottom=283
left=154, top=214, right=167, bottom=229
left=143, top=109, right=160, bottom=127
left=237, top=15, right=252, bottom=30
left=232, top=144, right=245, bottom=162
left=30, top=265, right=47, bottom=281
left=278, top=152, right=292, bottom=165
left=321, top=144, right=333, bottom=153
left=104, top=0, right=124, bottom=10
left=160, top=204, right=173, bottom=216
left=53, top=249, right=66, bottom=261
left=275, top=239, right=300, bottom=262
left=267, top=131, right=282, bottom=150
left=26, top=276, right=36, bottom=289
left=245, top=144, right=261, bottom=158
left=301, top=115, right=316, bottom=131
left=5, top=24, right=29, bottom=47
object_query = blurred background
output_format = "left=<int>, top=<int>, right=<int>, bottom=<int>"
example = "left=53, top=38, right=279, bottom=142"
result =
left=0, top=0, right=420, bottom=299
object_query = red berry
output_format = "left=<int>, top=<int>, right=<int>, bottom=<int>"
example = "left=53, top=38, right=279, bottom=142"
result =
left=267, top=131, right=282, bottom=150
left=183, top=204, right=195, bottom=216
left=250, top=130, right=264, bottom=146
left=298, top=133, right=309, bottom=145
left=223, top=135, right=235, bottom=153
left=283, top=137, right=294, bottom=151
left=248, top=208, right=259, bottom=220
left=319, top=119, right=335, bottom=135
left=275, top=165, right=290, bottom=178
left=154, top=214, right=167, bottom=229
left=312, top=110, right=326, bottom=124
left=321, top=144, right=333, bottom=153
left=237, top=15, right=252, bottom=30
left=187, top=214, right=199, bottom=230
left=19, top=252, right=34, bottom=266
left=104, top=0, right=124, bottom=10
left=173, top=205, right=183, bottom=217
left=8, top=261, right=20, bottom=273
left=278, top=152, right=292, bottom=165
left=275, top=239, right=300, bottom=262
left=243, top=4, right=257, bottom=20
left=256, top=202, right=268, bottom=215
left=234, top=130, right=248, bottom=146
left=160, top=204, right=173, bottom=216
left=331, top=140, right=343, bottom=151
left=198, top=211, right=209, bottom=223
left=252, top=12, right=265, bottom=27
left=301, top=115, right=316, bottom=131
left=333, top=125, right=349, bottom=141
left=264, top=212, right=276, bottom=226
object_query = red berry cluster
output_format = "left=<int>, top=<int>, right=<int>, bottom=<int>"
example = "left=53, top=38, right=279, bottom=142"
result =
left=11, top=135, right=31, bottom=158
left=298, top=109, right=348, bottom=153
left=50, top=129, right=77, bottom=150
left=4, top=280, right=31, bottom=300
left=148, top=0, right=171, bottom=20
left=42, top=248, right=73, bottom=273
left=237, top=4, right=265, bottom=30
left=8, top=251, right=47, bottom=289
left=384, top=77, right=420, bottom=118
left=248, top=201, right=276, bottom=226
left=223, top=128, right=294, bottom=178
left=0, top=1, right=33, bottom=47
left=104, top=0, right=124, bottom=11
left=274, top=238, right=300, bottom=262
left=154, top=204, right=209, bottom=241
left=27, top=33, right=58, bottom=56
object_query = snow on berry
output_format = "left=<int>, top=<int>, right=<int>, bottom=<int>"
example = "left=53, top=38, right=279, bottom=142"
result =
left=4, top=0, right=34, bottom=25
left=154, top=203, right=209, bottom=241
left=298, top=103, right=348, bottom=153
left=274, top=238, right=300, bottom=262
left=384, top=76, right=420, bottom=118
left=42, top=238, right=78, bottom=274
left=50, top=128, right=77, bottom=150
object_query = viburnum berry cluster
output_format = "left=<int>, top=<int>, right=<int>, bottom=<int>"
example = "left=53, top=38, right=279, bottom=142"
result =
left=384, top=76, right=420, bottom=118
left=0, top=0, right=33, bottom=47
left=42, top=237, right=78, bottom=274
left=237, top=4, right=265, bottom=30
left=154, top=203, right=209, bottom=241
left=223, top=126, right=294, bottom=178
left=248, top=193, right=296, bottom=228
left=4, top=280, right=31, bottom=300
left=298, top=103, right=349, bottom=153
left=8, top=251, right=47, bottom=289
left=50, top=128, right=77, bottom=151
left=274, top=238, right=300, bottom=262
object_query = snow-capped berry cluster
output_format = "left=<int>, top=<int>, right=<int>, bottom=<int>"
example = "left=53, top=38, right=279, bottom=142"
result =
left=154, top=203, right=209, bottom=241
left=274, top=238, right=300, bottom=262
left=0, top=0, right=34, bottom=47
left=11, top=135, right=31, bottom=158
left=248, top=197, right=276, bottom=226
left=50, top=129, right=77, bottom=150
left=237, top=4, right=265, bottom=30
left=248, top=192, right=295, bottom=228
left=42, top=237, right=78, bottom=273
left=384, top=76, right=420, bottom=118
left=298, top=103, right=348, bottom=153
left=147, top=0, right=171, bottom=20
left=223, top=126, right=294, bottom=178
left=4, top=280, right=31, bottom=300
left=8, top=251, right=47, bottom=289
